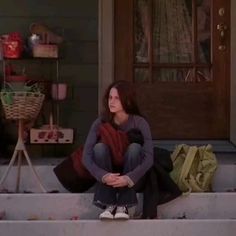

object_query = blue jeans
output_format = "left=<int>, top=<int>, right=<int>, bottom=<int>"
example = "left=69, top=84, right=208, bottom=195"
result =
left=93, top=143, right=142, bottom=208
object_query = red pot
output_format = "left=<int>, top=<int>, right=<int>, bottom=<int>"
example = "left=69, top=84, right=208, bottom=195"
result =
left=6, top=75, right=27, bottom=82
left=3, top=40, right=22, bottom=58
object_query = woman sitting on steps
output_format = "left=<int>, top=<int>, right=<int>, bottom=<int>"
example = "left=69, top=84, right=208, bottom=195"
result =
left=82, top=80, right=154, bottom=220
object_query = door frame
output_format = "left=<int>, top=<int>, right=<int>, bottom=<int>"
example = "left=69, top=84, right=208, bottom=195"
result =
left=230, top=0, right=236, bottom=144
left=98, top=0, right=236, bottom=144
left=98, top=0, right=114, bottom=112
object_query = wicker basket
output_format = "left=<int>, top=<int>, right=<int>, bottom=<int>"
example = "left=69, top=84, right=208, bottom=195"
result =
left=0, top=92, right=45, bottom=120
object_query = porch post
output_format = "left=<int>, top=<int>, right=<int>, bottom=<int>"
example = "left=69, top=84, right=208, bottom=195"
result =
left=98, top=0, right=114, bottom=113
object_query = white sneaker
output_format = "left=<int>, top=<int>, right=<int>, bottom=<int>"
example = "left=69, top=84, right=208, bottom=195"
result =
left=99, top=206, right=116, bottom=220
left=114, top=206, right=129, bottom=220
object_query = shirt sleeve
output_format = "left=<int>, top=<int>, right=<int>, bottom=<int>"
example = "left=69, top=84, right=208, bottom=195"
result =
left=126, top=117, right=154, bottom=184
left=81, top=118, right=109, bottom=182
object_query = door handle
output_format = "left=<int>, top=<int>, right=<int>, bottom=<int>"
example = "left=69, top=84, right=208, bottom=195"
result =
left=217, top=23, right=227, bottom=37
left=217, top=23, right=227, bottom=50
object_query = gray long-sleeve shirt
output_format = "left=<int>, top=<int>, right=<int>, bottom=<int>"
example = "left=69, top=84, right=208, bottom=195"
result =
left=82, top=115, right=154, bottom=185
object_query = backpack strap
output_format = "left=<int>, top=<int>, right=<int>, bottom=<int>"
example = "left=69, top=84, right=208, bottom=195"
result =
left=171, top=144, right=186, bottom=162
left=178, top=146, right=198, bottom=194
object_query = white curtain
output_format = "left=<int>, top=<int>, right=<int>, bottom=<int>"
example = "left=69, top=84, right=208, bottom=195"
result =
left=135, top=0, right=210, bottom=82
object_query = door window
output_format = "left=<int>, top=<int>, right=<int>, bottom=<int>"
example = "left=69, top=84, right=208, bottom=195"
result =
left=134, top=0, right=211, bottom=82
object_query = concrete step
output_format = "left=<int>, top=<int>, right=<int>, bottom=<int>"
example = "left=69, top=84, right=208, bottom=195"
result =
left=1, top=185, right=236, bottom=236
left=1, top=162, right=236, bottom=193
left=0, top=164, right=68, bottom=193
left=0, top=219, right=236, bottom=236
left=1, top=151, right=235, bottom=236
left=0, top=192, right=236, bottom=236
left=0, top=193, right=236, bottom=220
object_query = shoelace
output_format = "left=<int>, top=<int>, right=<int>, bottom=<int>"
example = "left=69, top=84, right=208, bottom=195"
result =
left=106, top=205, right=116, bottom=213
left=116, top=206, right=127, bottom=213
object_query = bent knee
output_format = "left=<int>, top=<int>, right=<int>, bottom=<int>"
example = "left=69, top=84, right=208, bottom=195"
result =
left=94, top=142, right=108, bottom=151
left=93, top=143, right=110, bottom=158
left=126, top=143, right=142, bottom=156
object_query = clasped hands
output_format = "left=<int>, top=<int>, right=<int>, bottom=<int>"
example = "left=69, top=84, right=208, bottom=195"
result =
left=103, top=173, right=128, bottom=188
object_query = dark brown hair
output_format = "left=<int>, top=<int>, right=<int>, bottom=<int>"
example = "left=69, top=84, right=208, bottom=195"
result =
left=101, top=80, right=141, bottom=122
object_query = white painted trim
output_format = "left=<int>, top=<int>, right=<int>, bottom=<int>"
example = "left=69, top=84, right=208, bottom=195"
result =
left=98, top=0, right=114, bottom=113
left=230, top=1, right=236, bottom=145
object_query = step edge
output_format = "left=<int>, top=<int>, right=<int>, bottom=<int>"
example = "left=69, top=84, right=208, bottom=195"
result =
left=1, top=192, right=236, bottom=197
left=1, top=219, right=236, bottom=223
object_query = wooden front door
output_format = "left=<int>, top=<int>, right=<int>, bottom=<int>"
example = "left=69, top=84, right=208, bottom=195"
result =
left=114, top=0, right=230, bottom=139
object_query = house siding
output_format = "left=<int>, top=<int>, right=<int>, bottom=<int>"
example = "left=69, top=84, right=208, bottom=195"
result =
left=0, top=0, right=98, bottom=157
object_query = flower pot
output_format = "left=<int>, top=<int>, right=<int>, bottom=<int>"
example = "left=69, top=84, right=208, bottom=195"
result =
left=51, top=83, right=67, bottom=100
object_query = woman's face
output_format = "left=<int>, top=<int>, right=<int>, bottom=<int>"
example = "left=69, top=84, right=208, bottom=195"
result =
left=108, top=88, right=124, bottom=113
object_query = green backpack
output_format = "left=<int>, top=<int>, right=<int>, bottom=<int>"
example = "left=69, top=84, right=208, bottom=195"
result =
left=170, top=144, right=217, bottom=194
